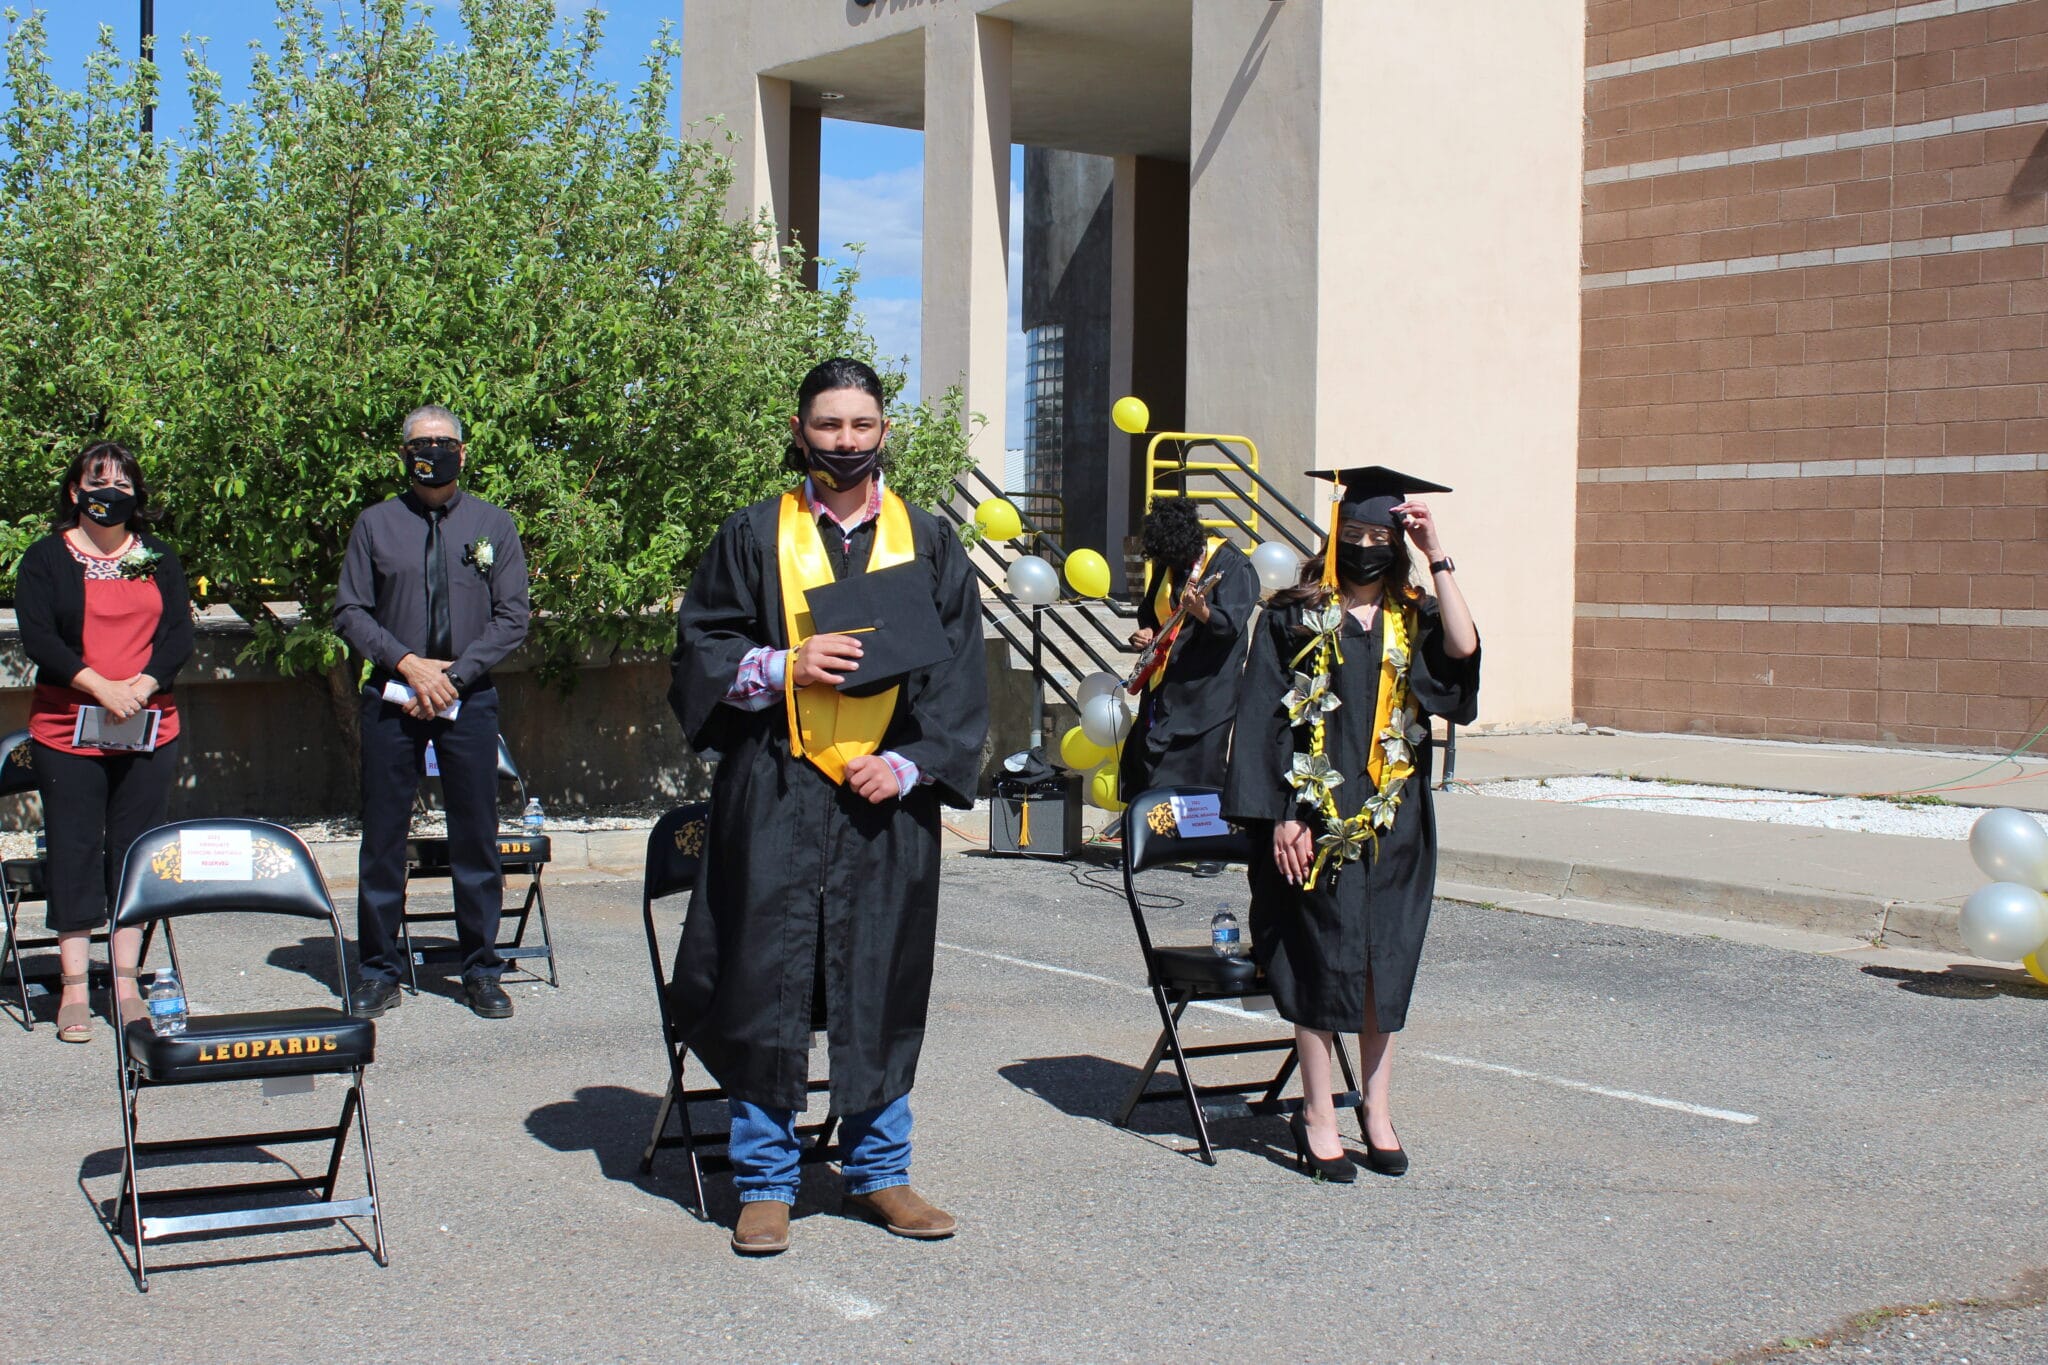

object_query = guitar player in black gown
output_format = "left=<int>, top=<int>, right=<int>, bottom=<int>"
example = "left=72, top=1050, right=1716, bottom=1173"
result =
left=1117, top=500, right=1260, bottom=832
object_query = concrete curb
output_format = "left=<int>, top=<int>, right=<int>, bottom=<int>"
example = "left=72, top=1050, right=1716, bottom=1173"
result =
left=1434, top=845, right=1963, bottom=954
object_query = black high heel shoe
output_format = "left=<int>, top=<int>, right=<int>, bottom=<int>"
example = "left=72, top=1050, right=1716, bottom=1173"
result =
left=1361, top=1132, right=1408, bottom=1176
left=1288, top=1111, right=1356, bottom=1183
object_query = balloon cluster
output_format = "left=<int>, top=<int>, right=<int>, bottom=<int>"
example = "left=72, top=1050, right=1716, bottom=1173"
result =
left=1960, top=808, right=2048, bottom=985
left=1060, top=671, right=1134, bottom=812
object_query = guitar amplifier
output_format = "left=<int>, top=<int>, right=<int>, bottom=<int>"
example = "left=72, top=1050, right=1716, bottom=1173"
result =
left=989, top=774, right=1084, bottom=858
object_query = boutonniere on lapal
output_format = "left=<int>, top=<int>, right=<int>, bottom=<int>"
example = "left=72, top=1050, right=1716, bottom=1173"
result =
left=462, top=538, right=495, bottom=575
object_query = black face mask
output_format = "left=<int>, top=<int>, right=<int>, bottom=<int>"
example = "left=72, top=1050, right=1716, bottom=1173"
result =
left=806, top=441, right=882, bottom=492
left=406, top=439, right=463, bottom=488
left=77, top=485, right=137, bottom=528
left=1336, top=541, right=1395, bottom=586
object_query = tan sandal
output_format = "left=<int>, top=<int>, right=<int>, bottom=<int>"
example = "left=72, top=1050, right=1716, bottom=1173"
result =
left=55, top=971, right=92, bottom=1043
left=114, top=965, right=149, bottom=1029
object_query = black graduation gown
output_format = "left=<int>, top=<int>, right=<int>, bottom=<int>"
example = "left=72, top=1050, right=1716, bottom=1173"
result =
left=1119, top=541, right=1260, bottom=799
left=667, top=494, right=988, bottom=1114
left=1221, top=595, right=1479, bottom=1034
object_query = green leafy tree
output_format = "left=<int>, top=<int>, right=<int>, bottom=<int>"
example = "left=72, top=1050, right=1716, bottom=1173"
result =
left=0, top=0, right=975, bottom=740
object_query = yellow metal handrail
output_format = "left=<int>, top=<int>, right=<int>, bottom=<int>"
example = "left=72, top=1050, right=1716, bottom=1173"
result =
left=1144, top=432, right=1262, bottom=538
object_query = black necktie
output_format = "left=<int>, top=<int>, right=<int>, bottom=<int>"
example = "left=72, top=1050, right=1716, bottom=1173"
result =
left=424, top=508, right=453, bottom=660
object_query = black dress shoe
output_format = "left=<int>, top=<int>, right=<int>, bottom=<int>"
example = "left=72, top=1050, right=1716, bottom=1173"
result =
left=1361, top=1136, right=1409, bottom=1177
left=1288, top=1111, right=1356, bottom=1183
left=349, top=978, right=402, bottom=1019
left=464, top=976, right=513, bottom=1019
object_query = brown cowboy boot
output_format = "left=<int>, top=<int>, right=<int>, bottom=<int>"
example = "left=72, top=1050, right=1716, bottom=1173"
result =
left=843, top=1186, right=956, bottom=1239
left=731, top=1200, right=791, bottom=1255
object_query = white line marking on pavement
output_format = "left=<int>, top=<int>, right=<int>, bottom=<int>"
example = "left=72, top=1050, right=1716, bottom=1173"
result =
left=937, top=941, right=1145, bottom=995
left=791, top=1277, right=883, bottom=1322
left=938, top=940, right=1763, bottom=1125
left=1417, top=1052, right=1762, bottom=1126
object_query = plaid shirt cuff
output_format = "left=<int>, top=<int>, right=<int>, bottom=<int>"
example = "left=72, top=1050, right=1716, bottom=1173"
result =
left=725, top=646, right=787, bottom=712
left=880, top=750, right=921, bottom=797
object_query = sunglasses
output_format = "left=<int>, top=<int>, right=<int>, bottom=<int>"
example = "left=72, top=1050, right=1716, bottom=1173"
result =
left=403, top=437, right=461, bottom=456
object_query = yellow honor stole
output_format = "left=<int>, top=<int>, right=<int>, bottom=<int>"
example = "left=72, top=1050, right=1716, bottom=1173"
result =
left=1145, top=536, right=1226, bottom=691
left=777, top=487, right=917, bottom=783
left=1365, top=603, right=1416, bottom=794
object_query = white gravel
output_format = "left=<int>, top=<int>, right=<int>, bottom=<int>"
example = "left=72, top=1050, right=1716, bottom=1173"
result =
left=1468, top=775, right=2048, bottom=841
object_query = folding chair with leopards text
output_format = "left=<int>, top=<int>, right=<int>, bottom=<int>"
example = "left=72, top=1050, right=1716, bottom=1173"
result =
left=638, top=803, right=838, bottom=1215
left=1113, top=785, right=1367, bottom=1165
left=401, top=733, right=557, bottom=991
left=0, top=729, right=183, bottom=1031
left=109, top=818, right=387, bottom=1291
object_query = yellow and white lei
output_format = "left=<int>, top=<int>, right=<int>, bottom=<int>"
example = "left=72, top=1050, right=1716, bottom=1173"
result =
left=1282, top=595, right=1427, bottom=890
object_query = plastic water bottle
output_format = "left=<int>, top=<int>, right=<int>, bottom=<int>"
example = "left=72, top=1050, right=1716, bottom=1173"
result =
left=1211, top=910, right=1246, bottom=958
left=521, top=798, right=545, bottom=835
left=147, top=966, right=188, bottom=1037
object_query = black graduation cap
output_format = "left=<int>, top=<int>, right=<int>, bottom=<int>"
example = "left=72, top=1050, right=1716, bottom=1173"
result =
left=801, top=561, right=952, bottom=695
left=1307, top=465, right=1453, bottom=528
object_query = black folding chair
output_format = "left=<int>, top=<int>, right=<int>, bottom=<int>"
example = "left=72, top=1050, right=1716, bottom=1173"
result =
left=0, top=729, right=182, bottom=1030
left=1113, top=785, right=1367, bottom=1165
left=108, top=818, right=387, bottom=1291
left=638, top=803, right=837, bottom=1215
left=401, top=734, right=557, bottom=991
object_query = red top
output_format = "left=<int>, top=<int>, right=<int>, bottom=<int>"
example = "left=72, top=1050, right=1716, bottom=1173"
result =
left=28, top=536, right=182, bottom=756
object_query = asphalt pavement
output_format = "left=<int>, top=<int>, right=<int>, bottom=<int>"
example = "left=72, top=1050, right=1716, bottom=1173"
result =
left=2, top=847, right=2045, bottom=1364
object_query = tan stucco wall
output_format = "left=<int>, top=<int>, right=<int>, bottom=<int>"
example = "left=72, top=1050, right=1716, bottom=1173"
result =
left=1315, top=1, right=1584, bottom=726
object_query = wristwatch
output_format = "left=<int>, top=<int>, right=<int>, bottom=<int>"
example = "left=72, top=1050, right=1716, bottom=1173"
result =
left=446, top=667, right=469, bottom=693
left=1429, top=557, right=1456, bottom=575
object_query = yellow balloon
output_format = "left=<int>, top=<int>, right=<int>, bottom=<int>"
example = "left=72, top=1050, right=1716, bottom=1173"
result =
left=2026, top=950, right=2048, bottom=988
left=1111, top=395, right=1150, bottom=436
left=974, top=497, right=1022, bottom=541
left=1089, top=765, right=1124, bottom=812
left=1065, top=548, right=1111, bottom=599
left=1059, top=726, right=1110, bottom=772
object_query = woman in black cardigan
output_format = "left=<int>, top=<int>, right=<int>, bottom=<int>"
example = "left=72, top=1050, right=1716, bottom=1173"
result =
left=14, top=441, right=193, bottom=1042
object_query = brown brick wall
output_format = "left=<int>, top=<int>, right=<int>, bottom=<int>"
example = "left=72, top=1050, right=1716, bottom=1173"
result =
left=1577, top=0, right=2048, bottom=748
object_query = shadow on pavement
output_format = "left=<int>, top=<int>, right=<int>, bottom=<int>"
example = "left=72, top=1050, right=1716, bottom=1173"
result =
left=1862, top=964, right=2048, bottom=1001
left=525, top=1084, right=853, bottom=1226
left=998, top=1054, right=1299, bottom=1172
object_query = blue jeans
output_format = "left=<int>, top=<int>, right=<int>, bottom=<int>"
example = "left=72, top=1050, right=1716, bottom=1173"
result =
left=728, top=1095, right=912, bottom=1206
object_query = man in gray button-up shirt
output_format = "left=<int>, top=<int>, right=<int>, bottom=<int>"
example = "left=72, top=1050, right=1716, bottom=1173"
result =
left=333, top=405, right=530, bottom=1021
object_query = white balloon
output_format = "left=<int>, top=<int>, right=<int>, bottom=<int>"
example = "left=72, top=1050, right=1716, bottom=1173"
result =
left=1958, top=881, right=2048, bottom=962
left=1006, top=554, right=1060, bottom=606
left=1080, top=693, right=1130, bottom=748
left=1251, top=541, right=1299, bottom=593
left=1968, top=808, right=2048, bottom=888
left=1077, top=671, right=1121, bottom=706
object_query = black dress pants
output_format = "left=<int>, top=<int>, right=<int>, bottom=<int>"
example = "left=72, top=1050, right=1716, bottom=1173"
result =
left=356, top=686, right=504, bottom=983
left=33, top=738, right=181, bottom=933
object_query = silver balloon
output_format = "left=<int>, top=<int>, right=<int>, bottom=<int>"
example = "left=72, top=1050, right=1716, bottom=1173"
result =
left=1251, top=541, right=1299, bottom=593
left=1080, top=693, right=1131, bottom=748
left=1006, top=554, right=1060, bottom=606
left=1958, top=881, right=2048, bottom=962
left=1077, top=671, right=1121, bottom=706
left=1968, top=808, right=2048, bottom=888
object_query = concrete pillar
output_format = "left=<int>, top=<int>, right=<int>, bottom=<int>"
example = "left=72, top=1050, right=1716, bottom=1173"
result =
left=1107, top=155, right=1139, bottom=564
left=922, top=14, right=1012, bottom=481
left=1185, top=0, right=1325, bottom=511
left=754, top=75, right=792, bottom=233
left=1314, top=1, right=1583, bottom=725
left=790, top=105, right=822, bottom=290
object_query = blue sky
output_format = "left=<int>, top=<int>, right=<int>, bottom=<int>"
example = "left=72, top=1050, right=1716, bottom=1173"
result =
left=29, top=3, right=1024, bottom=452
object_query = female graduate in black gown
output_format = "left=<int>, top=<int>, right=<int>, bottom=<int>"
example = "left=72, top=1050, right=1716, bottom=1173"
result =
left=1222, top=466, right=1479, bottom=1181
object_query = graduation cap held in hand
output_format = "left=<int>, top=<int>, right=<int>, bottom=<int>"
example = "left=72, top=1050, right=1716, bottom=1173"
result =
left=802, top=562, right=952, bottom=695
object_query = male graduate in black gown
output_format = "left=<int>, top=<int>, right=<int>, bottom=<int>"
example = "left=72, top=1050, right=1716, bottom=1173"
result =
left=669, top=359, right=988, bottom=1256
left=1118, top=499, right=1259, bottom=824
left=1223, top=466, right=1478, bottom=1181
